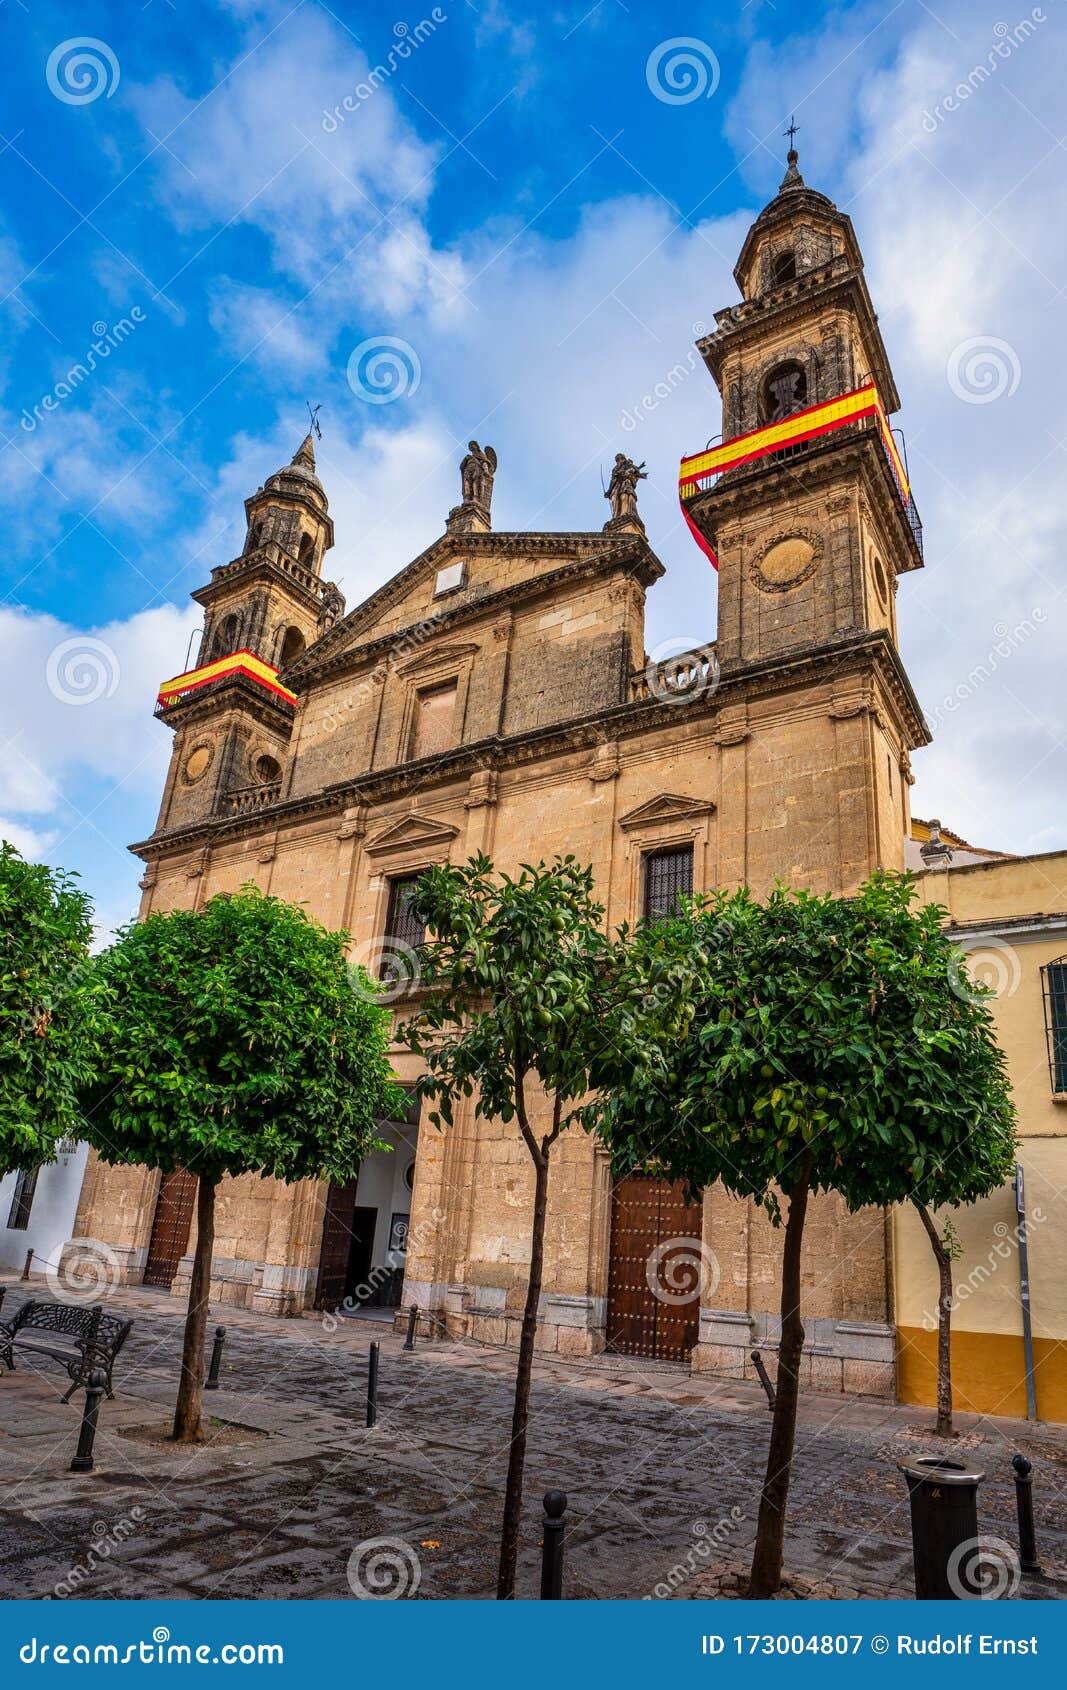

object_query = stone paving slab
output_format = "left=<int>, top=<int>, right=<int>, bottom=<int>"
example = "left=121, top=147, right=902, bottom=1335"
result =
left=2, top=1275, right=1066, bottom=1602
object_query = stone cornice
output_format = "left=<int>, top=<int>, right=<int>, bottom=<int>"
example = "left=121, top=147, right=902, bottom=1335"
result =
left=131, top=629, right=928, bottom=863
left=699, top=268, right=899, bottom=413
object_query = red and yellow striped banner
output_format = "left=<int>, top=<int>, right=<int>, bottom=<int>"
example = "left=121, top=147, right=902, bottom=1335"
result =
left=156, top=648, right=297, bottom=710
left=678, top=382, right=909, bottom=568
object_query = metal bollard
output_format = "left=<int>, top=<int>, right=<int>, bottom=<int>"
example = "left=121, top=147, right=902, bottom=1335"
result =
left=402, top=1304, right=418, bottom=1352
left=366, top=1341, right=379, bottom=1428
left=70, top=1369, right=108, bottom=1473
left=20, top=1248, right=33, bottom=1282
left=751, top=1349, right=776, bottom=1411
left=899, top=1456, right=985, bottom=1599
left=1012, top=1454, right=1041, bottom=1573
left=540, top=1491, right=567, bottom=1600
left=205, top=1326, right=227, bottom=1391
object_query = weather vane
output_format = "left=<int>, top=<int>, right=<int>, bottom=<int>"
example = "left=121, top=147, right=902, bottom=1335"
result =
left=306, top=400, right=322, bottom=441
left=784, top=116, right=800, bottom=149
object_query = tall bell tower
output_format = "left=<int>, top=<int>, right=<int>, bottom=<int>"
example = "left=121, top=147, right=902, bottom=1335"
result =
left=681, top=145, right=928, bottom=886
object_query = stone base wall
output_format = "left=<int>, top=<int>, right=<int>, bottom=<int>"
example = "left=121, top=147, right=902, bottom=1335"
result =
left=692, top=1307, right=896, bottom=1397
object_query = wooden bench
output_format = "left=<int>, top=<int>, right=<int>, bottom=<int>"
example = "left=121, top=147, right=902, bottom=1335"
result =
left=0, top=1300, right=133, bottom=1401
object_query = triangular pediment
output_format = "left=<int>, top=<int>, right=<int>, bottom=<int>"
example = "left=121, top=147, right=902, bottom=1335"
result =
left=363, top=811, right=461, bottom=856
left=618, top=792, right=716, bottom=831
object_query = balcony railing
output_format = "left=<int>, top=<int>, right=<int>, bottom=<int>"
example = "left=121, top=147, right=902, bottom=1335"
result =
left=678, top=383, right=923, bottom=564
left=209, top=541, right=324, bottom=600
left=631, top=643, right=718, bottom=703
left=222, top=780, right=282, bottom=816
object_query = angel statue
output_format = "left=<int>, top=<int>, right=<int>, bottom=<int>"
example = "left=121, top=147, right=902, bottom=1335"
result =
left=460, top=441, right=498, bottom=511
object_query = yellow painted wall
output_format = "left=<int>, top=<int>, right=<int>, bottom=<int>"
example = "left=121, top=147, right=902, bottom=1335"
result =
left=896, top=852, right=1067, bottom=1420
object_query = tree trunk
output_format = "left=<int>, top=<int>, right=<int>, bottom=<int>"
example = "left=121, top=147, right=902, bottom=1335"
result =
left=749, top=1161, right=811, bottom=1598
left=172, top=1175, right=215, bottom=1443
left=496, top=1149, right=550, bottom=1600
left=915, top=1202, right=954, bottom=1438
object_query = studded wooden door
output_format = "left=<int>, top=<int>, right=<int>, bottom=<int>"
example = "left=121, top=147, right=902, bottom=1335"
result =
left=605, top=1175, right=705, bottom=1361
left=142, top=1169, right=198, bottom=1288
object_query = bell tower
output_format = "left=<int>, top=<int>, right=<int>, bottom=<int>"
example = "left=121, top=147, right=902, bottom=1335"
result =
left=683, top=144, right=922, bottom=669
left=150, top=433, right=346, bottom=839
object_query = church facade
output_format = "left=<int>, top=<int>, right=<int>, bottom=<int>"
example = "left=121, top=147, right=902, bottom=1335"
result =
left=64, top=153, right=1067, bottom=1416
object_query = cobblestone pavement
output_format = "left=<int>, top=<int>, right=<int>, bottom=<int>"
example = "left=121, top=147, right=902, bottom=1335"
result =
left=1, top=1276, right=1065, bottom=1602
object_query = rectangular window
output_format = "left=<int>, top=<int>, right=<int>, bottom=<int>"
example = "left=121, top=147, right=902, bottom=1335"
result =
left=1043, top=958, right=1067, bottom=1093
left=643, top=846, right=694, bottom=923
left=7, top=1168, right=39, bottom=1231
left=386, top=874, right=427, bottom=954
left=410, top=681, right=457, bottom=761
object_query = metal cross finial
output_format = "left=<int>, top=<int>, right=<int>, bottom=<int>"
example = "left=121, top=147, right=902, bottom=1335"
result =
left=306, top=400, right=322, bottom=440
left=784, top=116, right=800, bottom=149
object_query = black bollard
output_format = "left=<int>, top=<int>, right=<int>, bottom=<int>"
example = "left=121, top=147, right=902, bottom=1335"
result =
left=899, top=1456, right=985, bottom=1599
left=20, top=1248, right=33, bottom=1282
left=751, top=1349, right=776, bottom=1411
left=540, top=1490, right=567, bottom=1599
left=402, top=1304, right=418, bottom=1352
left=366, top=1341, right=379, bottom=1428
left=70, top=1369, right=107, bottom=1473
left=205, top=1326, right=227, bottom=1391
left=1012, top=1454, right=1041, bottom=1573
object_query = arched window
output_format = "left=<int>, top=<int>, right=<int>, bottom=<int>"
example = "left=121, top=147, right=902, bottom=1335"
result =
left=771, top=250, right=797, bottom=286
left=760, top=361, right=808, bottom=425
left=278, top=626, right=306, bottom=668
left=254, top=754, right=282, bottom=785
left=297, top=532, right=315, bottom=569
left=210, top=612, right=243, bottom=662
left=246, top=519, right=265, bottom=554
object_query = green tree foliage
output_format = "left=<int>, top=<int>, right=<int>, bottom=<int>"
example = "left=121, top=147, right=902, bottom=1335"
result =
left=589, top=871, right=1016, bottom=1596
left=0, top=840, right=98, bottom=1177
left=401, top=853, right=622, bottom=1600
left=83, top=887, right=404, bottom=1441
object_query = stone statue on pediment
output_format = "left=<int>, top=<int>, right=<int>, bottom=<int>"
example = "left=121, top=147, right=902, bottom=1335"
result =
left=604, top=453, right=647, bottom=532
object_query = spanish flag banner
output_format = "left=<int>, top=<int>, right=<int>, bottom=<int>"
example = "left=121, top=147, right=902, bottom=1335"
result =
left=678, top=382, right=909, bottom=568
left=156, top=648, right=297, bottom=710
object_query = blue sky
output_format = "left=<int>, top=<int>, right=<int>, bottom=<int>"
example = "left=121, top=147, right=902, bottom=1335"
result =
left=1, top=0, right=1064, bottom=935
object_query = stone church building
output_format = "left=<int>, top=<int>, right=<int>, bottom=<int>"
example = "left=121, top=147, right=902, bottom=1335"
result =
left=64, top=152, right=1067, bottom=1415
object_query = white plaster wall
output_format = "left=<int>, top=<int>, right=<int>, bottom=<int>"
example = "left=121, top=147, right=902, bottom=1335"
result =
left=0, top=1145, right=90, bottom=1276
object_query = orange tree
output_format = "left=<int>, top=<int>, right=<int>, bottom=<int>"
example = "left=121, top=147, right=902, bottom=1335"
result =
left=82, top=887, right=403, bottom=1442
left=587, top=871, right=1016, bottom=1597
left=400, top=853, right=626, bottom=1600
left=0, top=841, right=99, bottom=1178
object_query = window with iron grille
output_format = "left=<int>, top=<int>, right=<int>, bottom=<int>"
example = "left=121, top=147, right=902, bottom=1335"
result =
left=643, top=846, right=694, bottom=923
left=1042, top=956, right=1067, bottom=1094
left=6, top=1168, right=38, bottom=1231
left=386, top=874, right=427, bottom=953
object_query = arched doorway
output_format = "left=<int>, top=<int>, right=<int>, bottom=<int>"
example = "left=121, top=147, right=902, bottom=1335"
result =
left=605, top=1174, right=705, bottom=1361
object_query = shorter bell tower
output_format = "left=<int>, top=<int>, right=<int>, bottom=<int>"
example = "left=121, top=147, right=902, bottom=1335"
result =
left=150, top=433, right=346, bottom=840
